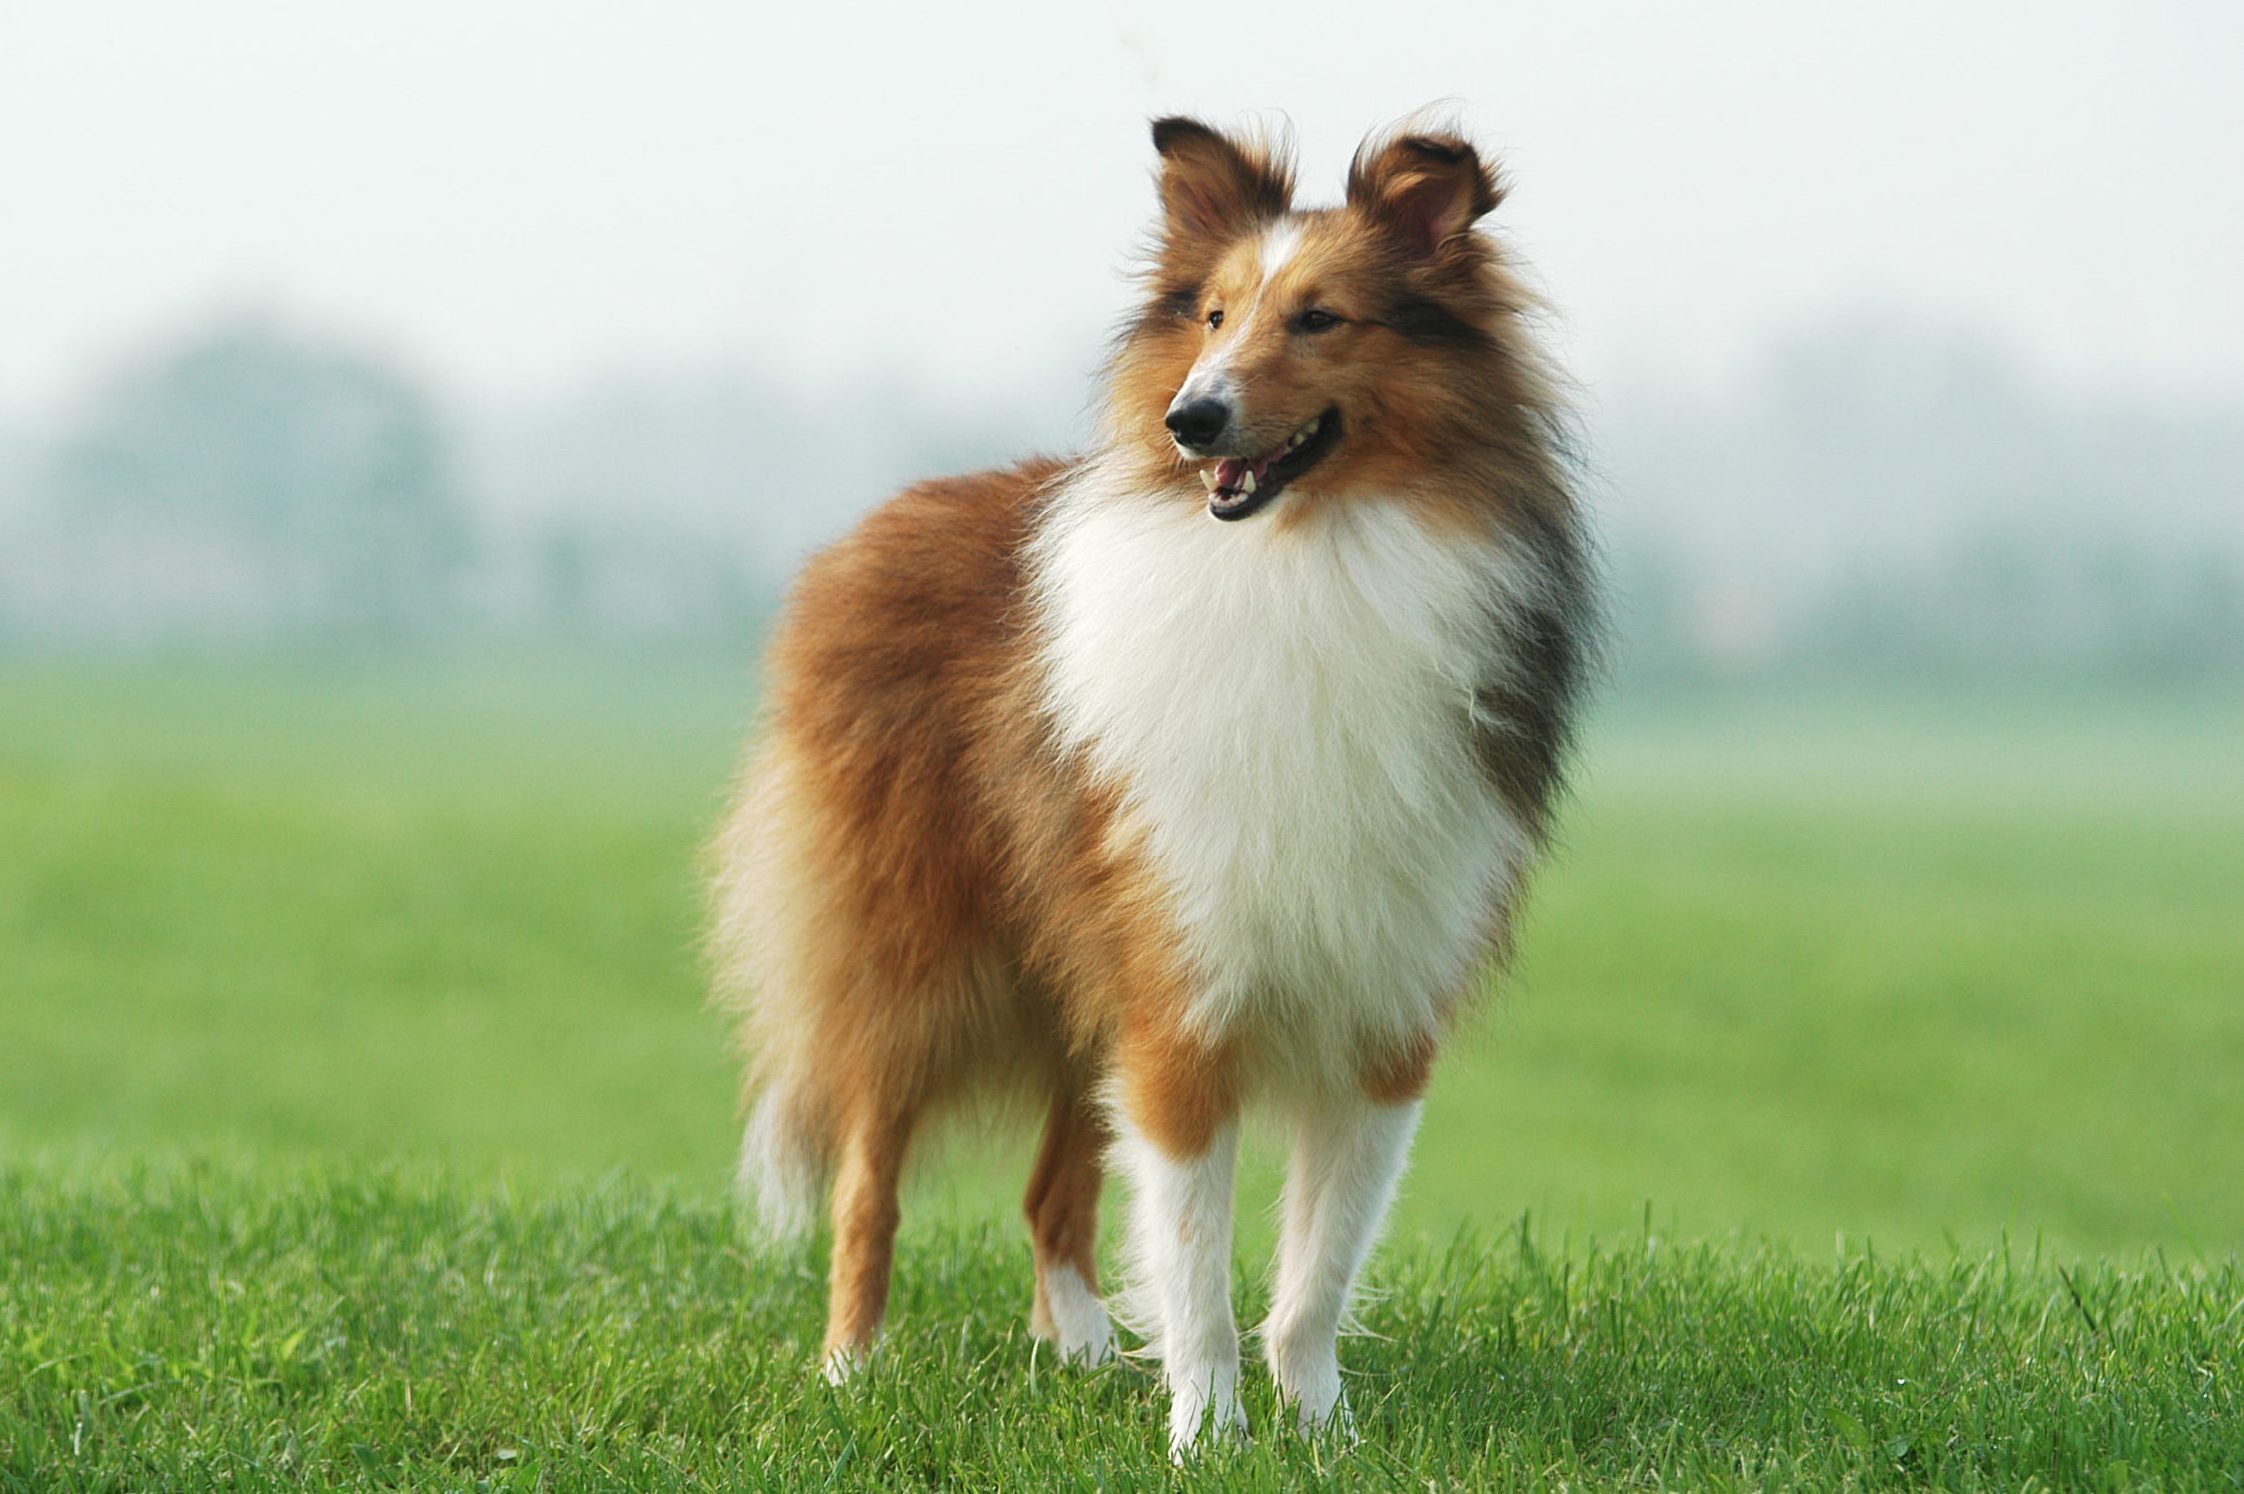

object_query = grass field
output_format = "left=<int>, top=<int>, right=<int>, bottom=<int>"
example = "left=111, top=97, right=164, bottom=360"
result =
left=5, top=1167, right=2237, bottom=1489
left=2, top=656, right=2240, bottom=1485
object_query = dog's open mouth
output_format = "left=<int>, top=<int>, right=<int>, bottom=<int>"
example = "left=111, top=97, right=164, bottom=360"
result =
left=1199, top=409, right=1340, bottom=521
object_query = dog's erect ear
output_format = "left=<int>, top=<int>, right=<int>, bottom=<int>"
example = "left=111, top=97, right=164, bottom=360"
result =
left=1346, top=130, right=1503, bottom=255
left=1150, top=116, right=1294, bottom=240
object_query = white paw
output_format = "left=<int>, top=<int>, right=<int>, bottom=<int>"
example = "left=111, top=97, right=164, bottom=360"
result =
left=1060, top=1312, right=1115, bottom=1367
left=821, top=1341, right=873, bottom=1386
left=1292, top=1388, right=1357, bottom=1441
left=1036, top=1264, right=1116, bottom=1367
left=1167, top=1362, right=1248, bottom=1460
left=1268, top=1338, right=1356, bottom=1439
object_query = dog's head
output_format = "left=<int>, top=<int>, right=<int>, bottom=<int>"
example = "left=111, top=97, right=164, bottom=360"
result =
left=1106, top=115, right=1524, bottom=523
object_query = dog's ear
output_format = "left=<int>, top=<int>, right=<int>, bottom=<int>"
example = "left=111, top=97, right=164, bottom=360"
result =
left=1346, top=130, right=1503, bottom=255
left=1150, top=116, right=1294, bottom=241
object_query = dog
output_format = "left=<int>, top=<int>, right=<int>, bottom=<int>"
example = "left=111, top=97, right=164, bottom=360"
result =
left=710, top=113, right=1594, bottom=1454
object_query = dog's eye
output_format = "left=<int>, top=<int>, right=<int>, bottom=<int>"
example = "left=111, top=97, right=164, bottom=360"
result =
left=1205, top=309, right=1224, bottom=330
left=1296, top=309, right=1342, bottom=333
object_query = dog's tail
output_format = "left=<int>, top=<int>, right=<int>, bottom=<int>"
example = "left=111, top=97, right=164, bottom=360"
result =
left=710, top=743, right=837, bottom=1243
left=735, top=1069, right=831, bottom=1243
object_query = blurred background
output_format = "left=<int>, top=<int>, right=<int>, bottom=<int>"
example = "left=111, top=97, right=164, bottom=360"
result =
left=2, top=1, right=2238, bottom=1256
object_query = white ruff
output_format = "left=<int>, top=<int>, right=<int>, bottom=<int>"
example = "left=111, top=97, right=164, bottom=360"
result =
left=1030, top=463, right=1533, bottom=1077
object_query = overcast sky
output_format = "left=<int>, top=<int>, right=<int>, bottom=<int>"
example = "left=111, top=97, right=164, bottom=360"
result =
left=4, top=0, right=2240, bottom=422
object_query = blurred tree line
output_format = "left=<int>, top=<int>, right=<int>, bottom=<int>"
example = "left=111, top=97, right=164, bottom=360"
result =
left=1598, top=314, right=2244, bottom=686
left=1, top=308, right=2238, bottom=682
left=0, top=318, right=811, bottom=652
left=37, top=321, right=467, bottom=644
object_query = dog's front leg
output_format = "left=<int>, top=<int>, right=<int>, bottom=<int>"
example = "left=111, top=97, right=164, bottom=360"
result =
left=1112, top=1028, right=1246, bottom=1458
left=1263, top=1090, right=1424, bottom=1434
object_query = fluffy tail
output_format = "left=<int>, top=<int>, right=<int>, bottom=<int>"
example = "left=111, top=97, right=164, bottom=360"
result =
left=735, top=1073, right=830, bottom=1243
left=710, top=744, right=835, bottom=1243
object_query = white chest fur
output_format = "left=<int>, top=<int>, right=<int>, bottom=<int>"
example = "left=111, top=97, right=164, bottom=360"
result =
left=1030, top=467, right=1533, bottom=1069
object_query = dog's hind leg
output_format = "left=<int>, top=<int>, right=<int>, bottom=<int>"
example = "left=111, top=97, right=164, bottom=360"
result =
left=821, top=1098, right=916, bottom=1381
left=1023, top=1070, right=1113, bottom=1365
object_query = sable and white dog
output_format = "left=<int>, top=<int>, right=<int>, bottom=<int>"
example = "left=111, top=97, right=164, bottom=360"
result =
left=710, top=114, right=1594, bottom=1453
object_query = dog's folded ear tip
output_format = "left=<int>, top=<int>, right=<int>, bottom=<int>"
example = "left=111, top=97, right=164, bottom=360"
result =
left=1150, top=116, right=1216, bottom=155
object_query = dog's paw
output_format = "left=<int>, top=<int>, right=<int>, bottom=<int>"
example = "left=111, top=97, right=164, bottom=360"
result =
left=1166, top=1372, right=1249, bottom=1462
left=1290, top=1388, right=1357, bottom=1443
left=820, top=1341, right=874, bottom=1386
left=1267, top=1337, right=1359, bottom=1441
left=1033, top=1265, right=1116, bottom=1367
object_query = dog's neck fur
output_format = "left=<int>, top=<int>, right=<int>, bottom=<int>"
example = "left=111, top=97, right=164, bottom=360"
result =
left=1028, top=459, right=1537, bottom=1083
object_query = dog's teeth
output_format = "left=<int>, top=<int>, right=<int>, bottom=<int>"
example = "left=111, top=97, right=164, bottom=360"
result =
left=1305, top=416, right=1320, bottom=435
left=1200, top=468, right=1218, bottom=493
left=1240, top=470, right=1256, bottom=494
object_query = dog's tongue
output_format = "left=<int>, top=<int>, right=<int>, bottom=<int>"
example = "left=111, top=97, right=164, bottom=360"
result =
left=1212, top=455, right=1272, bottom=492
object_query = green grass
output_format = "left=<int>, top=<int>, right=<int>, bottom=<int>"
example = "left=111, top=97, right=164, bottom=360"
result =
left=4, top=1165, right=2237, bottom=1489
left=2, top=657, right=2241, bottom=1485
left=2, top=658, right=2237, bottom=1254
left=0, top=654, right=749, bottom=1180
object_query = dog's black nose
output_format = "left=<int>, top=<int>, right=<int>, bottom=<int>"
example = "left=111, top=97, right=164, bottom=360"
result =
left=1164, top=397, right=1230, bottom=451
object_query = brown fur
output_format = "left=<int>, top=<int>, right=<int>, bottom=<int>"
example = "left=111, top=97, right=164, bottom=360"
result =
left=1023, top=1072, right=1105, bottom=1335
left=709, top=114, right=1594, bottom=1363
left=711, top=462, right=1216, bottom=1352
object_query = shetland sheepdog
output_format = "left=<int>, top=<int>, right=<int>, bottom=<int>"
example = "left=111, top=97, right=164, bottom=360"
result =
left=710, top=114, right=1594, bottom=1453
